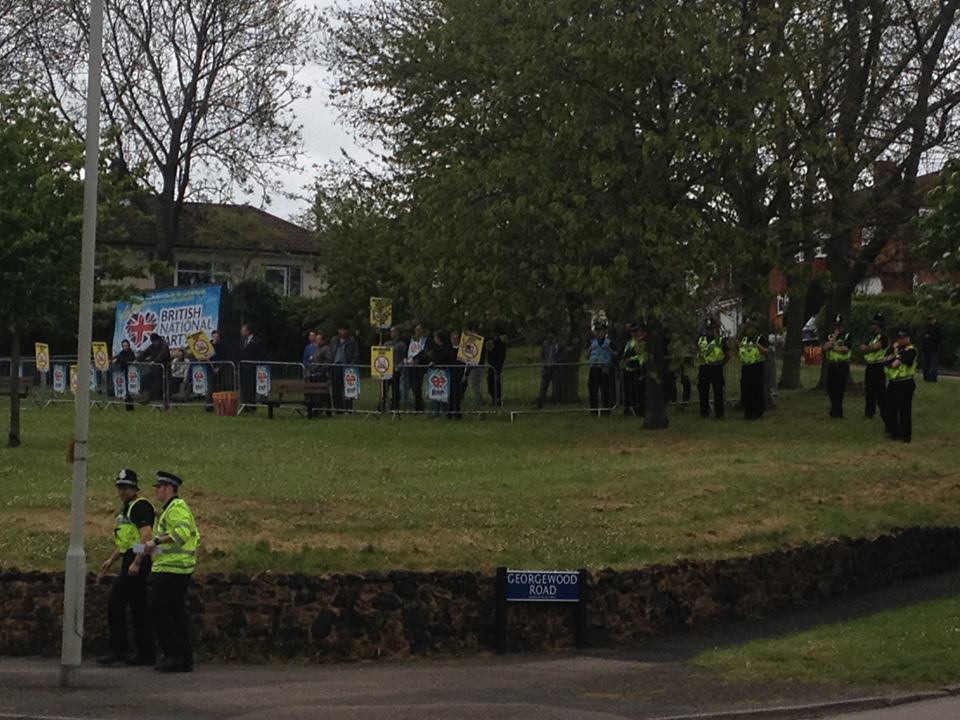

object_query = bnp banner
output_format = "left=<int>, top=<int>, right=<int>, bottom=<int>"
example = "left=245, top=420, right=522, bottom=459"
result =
left=369, top=297, right=392, bottom=330
left=113, top=285, right=221, bottom=354
left=35, top=343, right=50, bottom=373
left=53, top=364, right=67, bottom=393
left=426, top=368, right=450, bottom=402
left=112, top=370, right=127, bottom=399
left=191, top=364, right=209, bottom=395
left=370, top=346, right=393, bottom=380
left=255, top=365, right=271, bottom=395
left=92, top=342, right=110, bottom=371
left=127, top=365, right=141, bottom=395
left=457, top=331, right=485, bottom=366
left=343, top=366, right=361, bottom=399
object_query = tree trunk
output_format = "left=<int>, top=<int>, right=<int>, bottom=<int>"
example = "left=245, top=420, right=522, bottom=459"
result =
left=154, top=175, right=179, bottom=286
left=642, top=322, right=668, bottom=429
left=8, top=327, right=21, bottom=448
left=779, top=285, right=805, bottom=389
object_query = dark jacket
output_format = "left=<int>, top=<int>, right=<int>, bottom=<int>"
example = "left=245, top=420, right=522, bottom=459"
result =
left=239, top=334, right=266, bottom=363
left=138, top=339, right=170, bottom=365
left=329, top=335, right=359, bottom=365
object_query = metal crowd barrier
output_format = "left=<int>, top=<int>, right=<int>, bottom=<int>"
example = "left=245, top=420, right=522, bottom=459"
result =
left=165, top=361, right=238, bottom=409
left=238, top=360, right=307, bottom=414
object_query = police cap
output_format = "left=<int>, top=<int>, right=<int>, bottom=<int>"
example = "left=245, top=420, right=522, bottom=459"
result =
left=154, top=471, right=183, bottom=489
left=896, top=327, right=911, bottom=338
left=115, top=469, right=139, bottom=489
left=871, top=312, right=885, bottom=326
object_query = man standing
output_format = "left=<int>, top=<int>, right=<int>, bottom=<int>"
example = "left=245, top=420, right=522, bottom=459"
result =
left=823, top=314, right=852, bottom=418
left=738, top=319, right=769, bottom=420
left=859, top=313, right=888, bottom=419
left=486, top=332, right=508, bottom=407
left=136, top=332, right=170, bottom=403
left=920, top=314, right=941, bottom=382
left=621, top=324, right=648, bottom=417
left=405, top=324, right=429, bottom=412
left=302, top=329, right=318, bottom=367
left=329, top=325, right=359, bottom=412
left=697, top=318, right=727, bottom=419
left=536, top=330, right=563, bottom=409
left=111, top=340, right=136, bottom=412
left=96, top=469, right=155, bottom=666
left=448, top=329, right=466, bottom=419
left=239, top=323, right=266, bottom=410
left=143, top=471, right=200, bottom=673
left=885, top=328, right=918, bottom=443
left=387, top=326, right=407, bottom=411
left=587, top=326, right=614, bottom=414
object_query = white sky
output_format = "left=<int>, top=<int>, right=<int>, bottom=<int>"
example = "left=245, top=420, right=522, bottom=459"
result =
left=262, top=0, right=371, bottom=225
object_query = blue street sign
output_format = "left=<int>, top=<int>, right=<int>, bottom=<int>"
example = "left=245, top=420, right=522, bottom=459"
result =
left=505, top=569, right=581, bottom=603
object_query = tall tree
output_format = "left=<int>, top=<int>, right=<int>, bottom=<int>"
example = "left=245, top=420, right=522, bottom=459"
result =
left=32, top=0, right=319, bottom=279
left=0, top=87, right=133, bottom=447
left=325, top=0, right=741, bottom=427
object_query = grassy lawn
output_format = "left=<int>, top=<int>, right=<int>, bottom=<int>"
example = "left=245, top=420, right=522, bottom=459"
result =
left=694, top=597, right=960, bottom=686
left=0, top=365, right=958, bottom=574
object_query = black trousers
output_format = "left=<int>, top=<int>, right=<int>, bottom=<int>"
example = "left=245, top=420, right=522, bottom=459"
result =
left=108, top=561, right=153, bottom=660
left=487, top=367, right=503, bottom=406
left=698, top=364, right=725, bottom=418
left=826, top=361, right=849, bottom=418
left=411, top=367, right=426, bottom=412
left=888, top=379, right=915, bottom=442
left=588, top=366, right=612, bottom=411
left=447, top=368, right=465, bottom=418
left=864, top=363, right=886, bottom=419
left=740, top=362, right=765, bottom=419
left=390, top=373, right=402, bottom=411
left=537, top=366, right=559, bottom=408
left=622, top=371, right=639, bottom=415
left=150, top=573, right=192, bottom=664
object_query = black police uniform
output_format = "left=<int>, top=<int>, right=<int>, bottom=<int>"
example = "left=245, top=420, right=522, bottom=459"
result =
left=862, top=321, right=888, bottom=419
left=824, top=323, right=851, bottom=418
left=107, top=496, right=155, bottom=663
left=886, top=340, right=918, bottom=443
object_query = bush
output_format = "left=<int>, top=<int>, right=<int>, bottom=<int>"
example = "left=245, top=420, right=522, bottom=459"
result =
left=848, top=293, right=959, bottom=368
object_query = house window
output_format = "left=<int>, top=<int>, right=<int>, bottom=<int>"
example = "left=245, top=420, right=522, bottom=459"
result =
left=776, top=295, right=789, bottom=316
left=175, top=260, right=232, bottom=287
left=264, top=265, right=303, bottom=296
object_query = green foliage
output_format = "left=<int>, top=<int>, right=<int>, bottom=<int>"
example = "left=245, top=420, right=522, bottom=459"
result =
left=919, top=159, right=960, bottom=278
left=849, top=294, right=960, bottom=367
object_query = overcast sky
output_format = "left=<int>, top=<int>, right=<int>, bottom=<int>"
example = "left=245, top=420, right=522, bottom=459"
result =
left=264, top=0, right=371, bottom=225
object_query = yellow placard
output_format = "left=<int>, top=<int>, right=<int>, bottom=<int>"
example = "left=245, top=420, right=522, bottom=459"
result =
left=370, top=345, right=394, bottom=380
left=35, top=343, right=50, bottom=373
left=69, top=365, right=78, bottom=395
left=369, top=297, right=393, bottom=329
left=92, top=342, right=110, bottom=371
left=457, top=331, right=485, bottom=366
left=186, top=331, right=214, bottom=360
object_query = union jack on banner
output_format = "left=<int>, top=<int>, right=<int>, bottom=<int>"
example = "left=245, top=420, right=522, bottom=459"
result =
left=125, top=311, right=158, bottom=348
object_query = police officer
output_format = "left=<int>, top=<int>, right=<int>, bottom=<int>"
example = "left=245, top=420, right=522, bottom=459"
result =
left=884, top=328, right=918, bottom=443
left=96, top=469, right=155, bottom=666
left=738, top=319, right=769, bottom=420
left=142, top=471, right=200, bottom=673
left=859, top=313, right=888, bottom=419
left=621, top=323, right=648, bottom=417
left=697, top=318, right=727, bottom=419
left=822, top=314, right=852, bottom=418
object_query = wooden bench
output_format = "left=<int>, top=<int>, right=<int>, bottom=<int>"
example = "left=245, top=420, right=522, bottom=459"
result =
left=0, top=379, right=30, bottom=400
left=265, top=379, right=331, bottom=419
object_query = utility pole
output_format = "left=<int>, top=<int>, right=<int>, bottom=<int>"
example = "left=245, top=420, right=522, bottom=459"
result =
left=60, top=0, right=105, bottom=688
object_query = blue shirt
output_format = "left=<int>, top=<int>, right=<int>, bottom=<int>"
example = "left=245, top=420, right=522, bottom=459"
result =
left=588, top=338, right=613, bottom=365
left=303, top=343, right=317, bottom=366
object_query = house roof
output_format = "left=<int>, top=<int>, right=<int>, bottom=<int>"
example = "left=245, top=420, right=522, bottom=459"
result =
left=116, top=198, right=319, bottom=257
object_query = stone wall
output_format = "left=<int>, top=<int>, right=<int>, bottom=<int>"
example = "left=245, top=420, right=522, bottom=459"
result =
left=2, top=527, right=959, bottom=661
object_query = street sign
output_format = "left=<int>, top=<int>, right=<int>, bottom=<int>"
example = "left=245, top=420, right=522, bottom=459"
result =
left=505, top=569, right=582, bottom=603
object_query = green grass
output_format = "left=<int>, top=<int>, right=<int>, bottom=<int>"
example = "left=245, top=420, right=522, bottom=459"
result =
left=694, top=597, right=960, bottom=686
left=1, top=365, right=958, bottom=574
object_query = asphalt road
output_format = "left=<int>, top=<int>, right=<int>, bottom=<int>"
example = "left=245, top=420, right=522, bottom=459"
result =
left=812, top=696, right=960, bottom=720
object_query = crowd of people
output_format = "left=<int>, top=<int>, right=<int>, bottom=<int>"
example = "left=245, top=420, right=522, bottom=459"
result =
left=100, top=310, right=942, bottom=438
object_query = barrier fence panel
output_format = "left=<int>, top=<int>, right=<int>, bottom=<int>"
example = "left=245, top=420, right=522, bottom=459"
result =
left=499, top=362, right=621, bottom=415
left=238, top=361, right=307, bottom=414
left=166, top=361, right=238, bottom=408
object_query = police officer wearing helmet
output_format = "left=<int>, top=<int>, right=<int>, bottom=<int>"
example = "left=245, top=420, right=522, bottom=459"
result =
left=697, top=318, right=728, bottom=419
left=142, top=471, right=200, bottom=672
left=884, top=328, right=918, bottom=443
left=96, top=469, right=155, bottom=666
left=822, top=314, right=852, bottom=418
left=621, top=322, right=648, bottom=417
left=859, top=312, right=888, bottom=420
